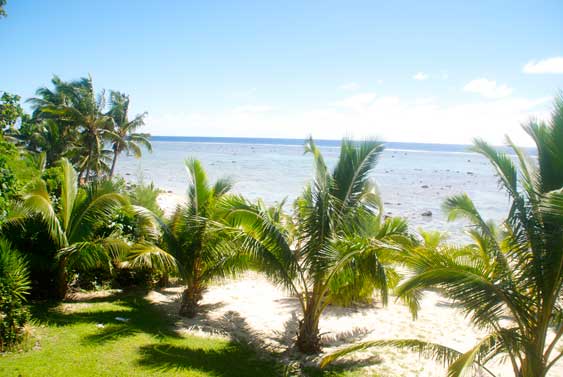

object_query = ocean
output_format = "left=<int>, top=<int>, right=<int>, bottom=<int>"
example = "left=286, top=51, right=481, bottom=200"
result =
left=116, top=136, right=512, bottom=240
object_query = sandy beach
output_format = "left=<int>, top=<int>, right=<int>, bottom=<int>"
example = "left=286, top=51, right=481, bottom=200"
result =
left=157, top=192, right=186, bottom=216
left=147, top=273, right=562, bottom=377
left=151, top=193, right=563, bottom=377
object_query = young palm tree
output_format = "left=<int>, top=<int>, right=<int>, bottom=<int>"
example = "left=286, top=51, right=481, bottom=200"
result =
left=322, top=96, right=563, bottom=377
left=163, top=158, right=239, bottom=318
left=223, top=138, right=412, bottom=354
left=6, top=158, right=129, bottom=299
left=106, top=91, right=151, bottom=178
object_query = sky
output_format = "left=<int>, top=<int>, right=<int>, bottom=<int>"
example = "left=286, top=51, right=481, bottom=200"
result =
left=1, top=0, right=562, bottom=146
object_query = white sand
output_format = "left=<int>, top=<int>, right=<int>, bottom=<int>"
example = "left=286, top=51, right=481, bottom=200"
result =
left=157, top=192, right=186, bottom=216
left=147, top=273, right=563, bottom=377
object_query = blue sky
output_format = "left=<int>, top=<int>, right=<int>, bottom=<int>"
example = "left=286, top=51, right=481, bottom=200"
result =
left=1, top=0, right=562, bottom=145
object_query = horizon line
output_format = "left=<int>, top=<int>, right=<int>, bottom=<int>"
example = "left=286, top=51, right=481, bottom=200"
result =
left=148, top=135, right=475, bottom=147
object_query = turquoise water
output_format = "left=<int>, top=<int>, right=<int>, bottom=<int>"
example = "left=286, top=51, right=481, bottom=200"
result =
left=116, top=137, right=509, bottom=239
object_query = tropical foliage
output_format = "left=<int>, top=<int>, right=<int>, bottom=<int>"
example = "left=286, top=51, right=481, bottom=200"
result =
left=6, top=158, right=130, bottom=299
left=322, top=96, right=563, bottom=377
left=25, top=75, right=151, bottom=178
left=223, top=138, right=413, bottom=353
left=0, top=239, right=30, bottom=351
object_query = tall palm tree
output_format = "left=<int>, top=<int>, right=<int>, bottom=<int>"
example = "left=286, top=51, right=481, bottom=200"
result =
left=162, top=158, right=240, bottom=318
left=6, top=158, right=128, bottom=299
left=322, top=96, right=563, bottom=377
left=223, top=138, right=412, bottom=354
left=27, top=76, right=79, bottom=166
left=106, top=91, right=151, bottom=178
left=29, top=75, right=113, bottom=180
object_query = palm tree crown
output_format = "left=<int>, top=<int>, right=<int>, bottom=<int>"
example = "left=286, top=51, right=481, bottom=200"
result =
left=106, top=91, right=151, bottom=177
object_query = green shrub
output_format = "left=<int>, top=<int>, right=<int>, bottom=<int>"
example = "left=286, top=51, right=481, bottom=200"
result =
left=0, top=239, right=31, bottom=352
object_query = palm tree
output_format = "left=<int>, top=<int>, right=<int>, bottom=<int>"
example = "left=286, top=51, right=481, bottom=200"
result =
left=27, top=76, right=79, bottom=166
left=162, top=158, right=239, bottom=318
left=322, top=96, right=563, bottom=377
left=29, top=75, right=113, bottom=180
left=106, top=91, right=151, bottom=178
left=6, top=158, right=129, bottom=299
left=223, top=138, right=412, bottom=354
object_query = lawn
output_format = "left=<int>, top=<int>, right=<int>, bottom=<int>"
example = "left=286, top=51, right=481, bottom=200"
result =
left=0, top=290, right=362, bottom=377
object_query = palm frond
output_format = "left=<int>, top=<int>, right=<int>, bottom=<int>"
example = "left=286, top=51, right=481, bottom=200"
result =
left=321, top=339, right=463, bottom=368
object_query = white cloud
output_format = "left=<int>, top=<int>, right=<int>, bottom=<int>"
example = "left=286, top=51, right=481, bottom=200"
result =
left=463, top=78, right=513, bottom=99
left=523, top=57, right=563, bottom=74
left=333, top=92, right=377, bottom=111
left=376, top=79, right=384, bottom=84
left=340, top=82, right=360, bottom=91
left=146, top=95, right=550, bottom=147
left=413, top=72, right=429, bottom=81
left=233, top=105, right=273, bottom=113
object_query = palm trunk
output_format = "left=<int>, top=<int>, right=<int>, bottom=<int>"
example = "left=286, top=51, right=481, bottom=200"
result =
left=109, top=147, right=118, bottom=178
left=179, top=284, right=203, bottom=318
left=85, top=165, right=91, bottom=183
left=520, top=349, right=547, bottom=377
left=296, top=307, right=321, bottom=354
left=56, top=258, right=68, bottom=300
left=157, top=272, right=169, bottom=288
left=85, top=146, right=93, bottom=182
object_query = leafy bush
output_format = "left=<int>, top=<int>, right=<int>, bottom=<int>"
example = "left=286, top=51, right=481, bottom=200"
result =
left=0, top=239, right=31, bottom=352
left=0, top=141, right=19, bottom=220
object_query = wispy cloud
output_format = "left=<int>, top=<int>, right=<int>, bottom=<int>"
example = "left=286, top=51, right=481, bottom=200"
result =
left=233, top=105, right=273, bottom=113
left=333, top=92, right=377, bottom=110
left=413, top=72, right=429, bottom=81
left=523, top=57, right=563, bottom=74
left=463, top=78, right=513, bottom=99
left=340, top=82, right=360, bottom=91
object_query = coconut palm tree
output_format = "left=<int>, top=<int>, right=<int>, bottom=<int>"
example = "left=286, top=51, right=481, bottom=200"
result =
left=322, top=96, right=563, bottom=377
left=29, top=75, right=113, bottom=180
left=223, top=138, right=412, bottom=354
left=106, top=91, right=151, bottom=178
left=6, top=158, right=129, bottom=299
left=162, top=158, right=241, bottom=318
left=27, top=76, right=79, bottom=166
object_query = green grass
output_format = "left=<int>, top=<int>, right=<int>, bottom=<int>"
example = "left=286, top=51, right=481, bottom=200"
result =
left=0, top=291, right=365, bottom=377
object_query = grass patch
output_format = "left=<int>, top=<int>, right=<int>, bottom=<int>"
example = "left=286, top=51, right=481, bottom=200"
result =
left=0, top=290, right=364, bottom=376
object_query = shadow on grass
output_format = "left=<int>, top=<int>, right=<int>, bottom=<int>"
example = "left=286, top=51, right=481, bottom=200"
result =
left=137, top=342, right=285, bottom=377
left=29, top=289, right=181, bottom=345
